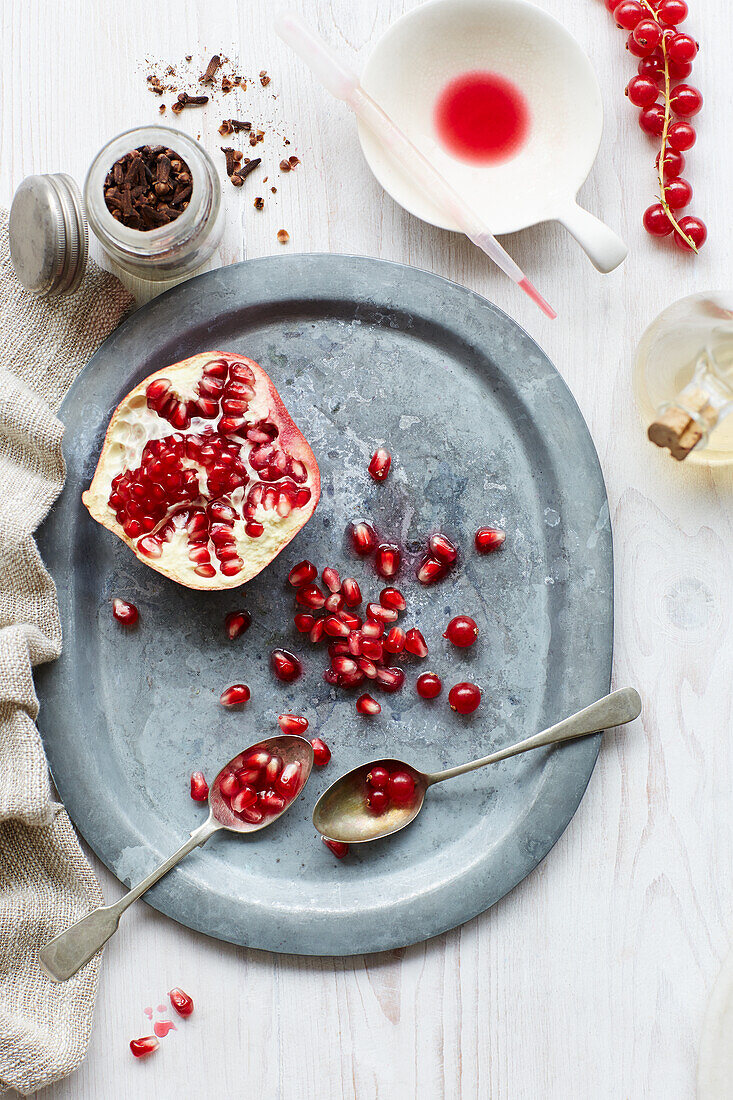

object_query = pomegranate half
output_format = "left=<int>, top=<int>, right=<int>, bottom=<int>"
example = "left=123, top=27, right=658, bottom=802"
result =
left=82, top=351, right=320, bottom=590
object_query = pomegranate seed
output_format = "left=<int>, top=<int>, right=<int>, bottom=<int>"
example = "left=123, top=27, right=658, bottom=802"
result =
left=475, top=526, right=506, bottom=553
left=294, top=612, right=315, bottom=632
left=338, top=667, right=366, bottom=688
left=376, top=666, right=405, bottom=692
left=258, top=789, right=287, bottom=814
left=388, top=770, right=416, bottom=805
left=361, top=619, right=384, bottom=639
left=309, top=619, right=325, bottom=644
left=341, top=577, right=362, bottom=606
left=295, top=583, right=326, bottom=609
left=190, top=772, right=209, bottom=801
left=368, top=447, right=391, bottom=481
left=236, top=766, right=261, bottom=787
left=130, top=1036, right=160, bottom=1058
left=357, top=656, right=378, bottom=678
left=367, top=602, right=398, bottom=624
left=324, top=592, right=344, bottom=613
left=375, top=543, right=400, bottom=579
left=270, top=649, right=302, bottom=681
left=310, top=737, right=331, bottom=766
left=231, top=786, right=257, bottom=813
left=218, top=771, right=240, bottom=798
left=220, top=683, right=251, bottom=707
left=265, top=755, right=283, bottom=784
left=324, top=615, right=349, bottom=637
left=322, top=566, right=341, bottom=592
left=379, top=586, right=406, bottom=612
left=384, top=626, right=406, bottom=654
left=429, top=533, right=457, bottom=565
left=366, top=766, right=389, bottom=788
left=366, top=789, right=389, bottom=814
left=361, top=637, right=383, bottom=661
left=323, top=668, right=339, bottom=685
left=448, top=682, right=482, bottom=714
left=112, top=597, right=138, bottom=626
left=444, top=615, right=479, bottom=647
left=289, top=560, right=317, bottom=587
left=323, top=837, right=350, bottom=858
left=404, top=628, right=428, bottom=658
left=278, top=761, right=302, bottom=795
left=239, top=805, right=264, bottom=824
left=350, top=519, right=378, bottom=556
left=332, top=655, right=358, bottom=675
left=416, top=556, right=447, bottom=585
left=245, top=750, right=270, bottom=768
left=348, top=630, right=363, bottom=656
left=169, top=988, right=194, bottom=1017
left=277, top=713, right=309, bottom=735
left=224, top=609, right=251, bottom=639
left=339, top=609, right=362, bottom=629
left=357, top=693, right=381, bottom=715
left=416, top=672, right=442, bottom=699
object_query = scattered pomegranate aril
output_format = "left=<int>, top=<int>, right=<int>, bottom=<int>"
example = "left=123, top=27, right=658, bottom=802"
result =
left=341, top=577, right=362, bottom=606
left=265, top=754, right=283, bottom=785
left=295, top=583, right=326, bottom=609
left=324, top=615, right=349, bottom=638
left=277, top=713, right=309, bottom=735
left=332, top=655, right=358, bottom=676
left=270, top=649, right=302, bottom=681
left=404, top=628, right=428, bottom=658
left=322, top=566, right=341, bottom=592
left=130, top=1036, right=160, bottom=1058
left=444, top=615, right=479, bottom=648
left=169, top=988, right=194, bottom=1018
left=674, top=215, right=707, bottom=251
left=360, top=637, right=384, bottom=661
left=475, top=526, right=506, bottom=553
left=84, top=352, right=320, bottom=591
left=218, top=771, right=240, bottom=798
left=309, top=619, right=325, bottom=644
left=310, top=737, right=332, bottom=766
left=339, top=609, right=362, bottom=629
left=416, top=556, right=447, bottom=585
left=428, top=533, right=458, bottom=565
left=323, top=837, right=350, bottom=858
left=375, top=543, right=400, bottom=579
left=357, top=693, right=381, bottom=715
left=361, top=619, right=384, bottom=639
left=220, top=683, right=251, bottom=707
left=448, top=681, right=482, bottom=714
left=384, top=626, right=406, bottom=654
left=231, top=786, right=257, bottom=813
left=357, top=656, right=378, bottom=678
left=277, top=761, right=303, bottom=795
left=224, top=609, right=251, bottom=639
left=347, top=630, right=363, bottom=657
left=376, top=666, right=405, bottom=692
left=368, top=447, right=392, bottom=481
left=366, top=602, right=398, bottom=624
left=294, top=612, right=315, bottom=632
left=112, top=597, right=138, bottom=626
left=350, top=519, right=378, bottom=557
left=289, top=560, right=317, bottom=587
left=388, top=770, right=416, bottom=805
left=190, top=772, right=209, bottom=801
left=379, top=586, right=406, bottom=612
left=416, top=672, right=442, bottom=699
left=366, top=788, right=390, bottom=814
left=239, top=805, right=264, bottom=824
left=258, top=788, right=287, bottom=814
left=324, top=592, right=344, bottom=613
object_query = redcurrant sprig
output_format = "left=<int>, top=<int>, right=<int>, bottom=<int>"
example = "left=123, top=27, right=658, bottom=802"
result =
left=607, top=0, right=706, bottom=251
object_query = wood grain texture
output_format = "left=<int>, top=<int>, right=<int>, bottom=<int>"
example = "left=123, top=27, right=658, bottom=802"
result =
left=2, top=0, right=732, bottom=1096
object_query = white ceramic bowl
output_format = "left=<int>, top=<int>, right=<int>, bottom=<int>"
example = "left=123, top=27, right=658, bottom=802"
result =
left=358, top=0, right=626, bottom=272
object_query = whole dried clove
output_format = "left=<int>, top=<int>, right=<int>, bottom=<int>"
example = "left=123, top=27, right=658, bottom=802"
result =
left=104, top=145, right=193, bottom=230
left=201, top=54, right=221, bottom=84
left=218, top=118, right=252, bottom=137
left=172, top=91, right=209, bottom=114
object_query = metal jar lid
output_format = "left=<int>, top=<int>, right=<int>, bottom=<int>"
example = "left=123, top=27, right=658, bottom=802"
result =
left=9, top=173, right=88, bottom=297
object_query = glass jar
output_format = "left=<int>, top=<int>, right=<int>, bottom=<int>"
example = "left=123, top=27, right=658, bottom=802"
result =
left=84, top=125, right=223, bottom=281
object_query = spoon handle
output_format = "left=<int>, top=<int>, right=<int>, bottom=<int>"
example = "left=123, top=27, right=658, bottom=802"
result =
left=39, top=817, right=219, bottom=982
left=428, top=688, right=642, bottom=785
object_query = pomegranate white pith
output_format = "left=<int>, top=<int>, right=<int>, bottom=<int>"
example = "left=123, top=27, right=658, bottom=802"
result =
left=82, top=351, right=320, bottom=590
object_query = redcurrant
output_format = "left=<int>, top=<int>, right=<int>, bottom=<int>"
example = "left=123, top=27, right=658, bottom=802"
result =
left=643, top=204, right=674, bottom=236
left=670, top=84, right=703, bottom=117
left=674, top=216, right=707, bottom=251
left=604, top=0, right=622, bottom=10
left=667, top=121, right=696, bottom=150
left=664, top=177, right=693, bottom=210
left=416, top=672, right=442, bottom=699
left=656, top=148, right=685, bottom=180
left=627, top=32, right=656, bottom=58
left=626, top=75, right=659, bottom=107
left=639, top=104, right=666, bottom=136
left=615, top=1, right=644, bottom=29
left=448, top=682, right=482, bottom=715
left=667, top=32, right=698, bottom=63
left=637, top=56, right=664, bottom=82
left=668, top=58, right=693, bottom=80
left=657, top=0, right=688, bottom=25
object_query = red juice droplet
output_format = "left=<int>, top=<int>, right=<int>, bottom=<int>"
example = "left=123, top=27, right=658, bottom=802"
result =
left=154, top=1019, right=177, bottom=1038
left=143, top=1006, right=153, bottom=1020
left=434, top=71, right=530, bottom=164
left=156, top=1004, right=167, bottom=1013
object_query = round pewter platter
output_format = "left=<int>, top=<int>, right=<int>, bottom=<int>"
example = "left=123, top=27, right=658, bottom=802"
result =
left=36, top=254, right=612, bottom=956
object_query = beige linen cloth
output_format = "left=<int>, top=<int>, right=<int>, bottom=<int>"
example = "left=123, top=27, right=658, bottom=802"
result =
left=0, top=208, right=134, bottom=1094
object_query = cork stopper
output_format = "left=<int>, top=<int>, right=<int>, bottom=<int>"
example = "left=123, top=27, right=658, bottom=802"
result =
left=647, top=385, right=719, bottom=461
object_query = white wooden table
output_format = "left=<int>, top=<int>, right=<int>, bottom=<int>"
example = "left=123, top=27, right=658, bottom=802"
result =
left=3, top=1, right=731, bottom=1096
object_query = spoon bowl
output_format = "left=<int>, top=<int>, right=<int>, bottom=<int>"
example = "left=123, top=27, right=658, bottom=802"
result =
left=210, top=734, right=314, bottom=832
left=313, top=759, right=427, bottom=844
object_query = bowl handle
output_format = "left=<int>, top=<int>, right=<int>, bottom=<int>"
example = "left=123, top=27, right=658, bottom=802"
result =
left=558, top=202, right=628, bottom=273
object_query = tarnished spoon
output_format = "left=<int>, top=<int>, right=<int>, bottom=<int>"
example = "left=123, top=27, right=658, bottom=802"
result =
left=313, top=688, right=642, bottom=845
left=39, top=735, right=314, bottom=982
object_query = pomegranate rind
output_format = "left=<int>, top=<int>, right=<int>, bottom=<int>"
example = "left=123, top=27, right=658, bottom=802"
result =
left=82, top=351, right=320, bottom=590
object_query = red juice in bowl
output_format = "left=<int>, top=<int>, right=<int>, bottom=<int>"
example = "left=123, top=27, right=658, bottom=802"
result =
left=434, top=70, right=530, bottom=164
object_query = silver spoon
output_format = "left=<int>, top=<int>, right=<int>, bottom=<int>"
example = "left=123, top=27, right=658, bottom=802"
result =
left=39, top=734, right=314, bottom=982
left=313, top=688, right=642, bottom=845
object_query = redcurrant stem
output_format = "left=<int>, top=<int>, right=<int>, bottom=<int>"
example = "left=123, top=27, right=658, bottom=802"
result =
left=638, top=0, right=697, bottom=251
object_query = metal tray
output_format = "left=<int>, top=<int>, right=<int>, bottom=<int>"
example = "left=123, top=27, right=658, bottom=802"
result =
left=36, top=254, right=612, bottom=955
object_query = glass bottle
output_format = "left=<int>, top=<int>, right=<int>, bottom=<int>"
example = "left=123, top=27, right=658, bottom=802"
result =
left=634, top=293, right=733, bottom=465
